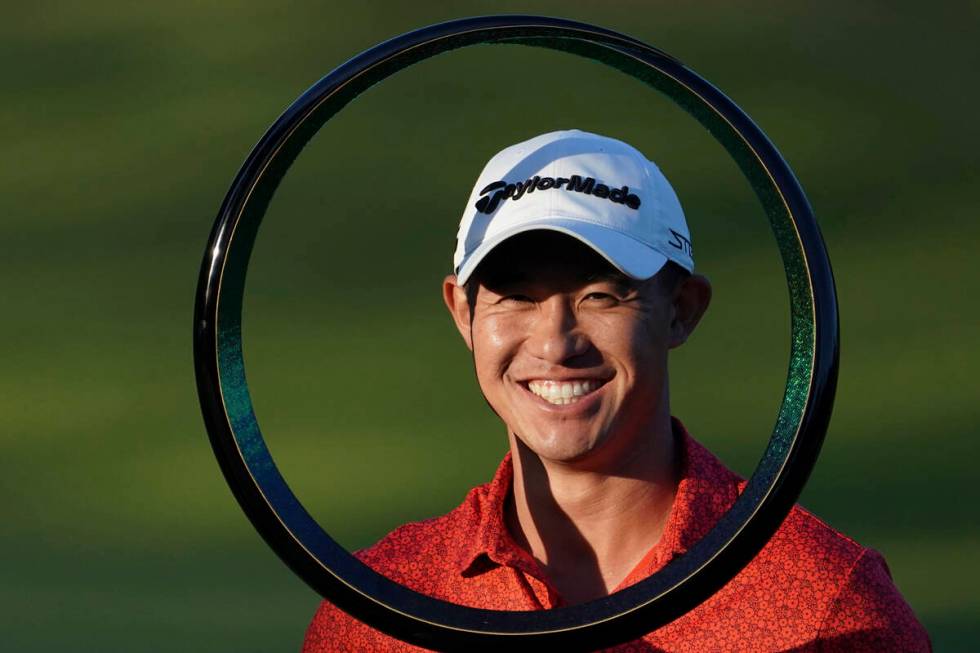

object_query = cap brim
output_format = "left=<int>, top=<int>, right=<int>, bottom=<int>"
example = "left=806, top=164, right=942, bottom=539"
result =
left=455, top=217, right=669, bottom=286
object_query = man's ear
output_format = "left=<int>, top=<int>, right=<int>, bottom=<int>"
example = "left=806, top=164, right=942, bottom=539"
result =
left=668, top=274, right=712, bottom=349
left=443, top=274, right=474, bottom=351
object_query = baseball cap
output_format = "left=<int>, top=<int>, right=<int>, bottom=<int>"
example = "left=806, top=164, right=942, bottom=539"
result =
left=453, top=129, right=694, bottom=286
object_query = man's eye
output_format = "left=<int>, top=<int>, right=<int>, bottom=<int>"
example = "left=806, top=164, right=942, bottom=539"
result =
left=584, top=292, right=616, bottom=302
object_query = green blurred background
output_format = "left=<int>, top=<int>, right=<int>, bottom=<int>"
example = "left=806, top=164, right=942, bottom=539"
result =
left=3, top=2, right=977, bottom=650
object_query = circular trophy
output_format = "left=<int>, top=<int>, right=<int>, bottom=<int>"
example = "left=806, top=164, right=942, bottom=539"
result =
left=194, top=15, right=838, bottom=652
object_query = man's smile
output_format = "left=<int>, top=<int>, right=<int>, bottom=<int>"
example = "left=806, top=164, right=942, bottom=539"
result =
left=522, top=378, right=609, bottom=406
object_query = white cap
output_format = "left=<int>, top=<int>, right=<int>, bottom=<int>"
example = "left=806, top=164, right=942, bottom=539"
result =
left=453, top=129, right=694, bottom=285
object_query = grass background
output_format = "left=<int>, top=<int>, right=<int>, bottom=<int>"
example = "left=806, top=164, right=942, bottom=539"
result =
left=2, top=1, right=977, bottom=650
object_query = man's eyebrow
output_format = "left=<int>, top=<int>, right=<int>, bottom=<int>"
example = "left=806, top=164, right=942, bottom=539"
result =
left=584, top=270, right=636, bottom=290
left=479, top=270, right=528, bottom=289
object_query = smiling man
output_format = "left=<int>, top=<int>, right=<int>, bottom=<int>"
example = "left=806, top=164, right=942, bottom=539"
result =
left=303, top=130, right=930, bottom=651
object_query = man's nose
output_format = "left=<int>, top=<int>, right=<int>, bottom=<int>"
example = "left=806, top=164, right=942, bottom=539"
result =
left=526, top=298, right=590, bottom=364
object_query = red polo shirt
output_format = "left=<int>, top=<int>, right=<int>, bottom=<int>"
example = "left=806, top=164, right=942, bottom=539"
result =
left=303, top=422, right=930, bottom=651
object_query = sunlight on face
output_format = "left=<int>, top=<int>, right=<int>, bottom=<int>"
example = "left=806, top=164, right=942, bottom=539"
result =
left=467, top=233, right=676, bottom=467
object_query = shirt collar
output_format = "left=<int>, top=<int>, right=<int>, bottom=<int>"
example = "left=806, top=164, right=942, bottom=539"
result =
left=622, top=419, right=743, bottom=582
left=456, top=418, right=743, bottom=579
left=456, top=449, right=544, bottom=577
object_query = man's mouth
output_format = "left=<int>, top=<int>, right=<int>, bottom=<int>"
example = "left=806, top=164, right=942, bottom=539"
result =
left=526, top=379, right=605, bottom=406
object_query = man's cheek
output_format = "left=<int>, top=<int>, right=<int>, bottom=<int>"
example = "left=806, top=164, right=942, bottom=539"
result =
left=476, top=316, right=516, bottom=351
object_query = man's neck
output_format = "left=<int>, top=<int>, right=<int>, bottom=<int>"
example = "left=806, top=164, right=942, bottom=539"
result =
left=506, top=418, right=680, bottom=605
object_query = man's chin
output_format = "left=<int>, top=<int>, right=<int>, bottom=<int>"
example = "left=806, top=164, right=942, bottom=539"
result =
left=513, top=430, right=605, bottom=466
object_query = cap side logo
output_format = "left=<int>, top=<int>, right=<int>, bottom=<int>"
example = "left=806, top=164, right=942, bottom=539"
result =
left=667, top=229, right=693, bottom=258
left=475, top=175, right=641, bottom=214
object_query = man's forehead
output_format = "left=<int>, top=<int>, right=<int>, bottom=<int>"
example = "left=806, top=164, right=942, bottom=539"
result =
left=474, top=232, right=633, bottom=288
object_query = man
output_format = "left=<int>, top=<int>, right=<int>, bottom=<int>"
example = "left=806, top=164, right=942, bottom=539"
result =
left=303, top=130, right=930, bottom=651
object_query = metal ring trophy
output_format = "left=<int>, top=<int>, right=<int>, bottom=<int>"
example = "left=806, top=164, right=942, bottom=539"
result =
left=194, top=15, right=839, bottom=652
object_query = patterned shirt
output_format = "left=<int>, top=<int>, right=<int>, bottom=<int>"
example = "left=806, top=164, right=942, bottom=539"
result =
left=303, top=421, right=931, bottom=651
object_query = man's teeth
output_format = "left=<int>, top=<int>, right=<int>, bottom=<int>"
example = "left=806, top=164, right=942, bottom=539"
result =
left=527, top=380, right=600, bottom=405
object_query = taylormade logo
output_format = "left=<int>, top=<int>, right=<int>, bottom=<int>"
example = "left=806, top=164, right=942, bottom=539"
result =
left=475, top=175, right=642, bottom=214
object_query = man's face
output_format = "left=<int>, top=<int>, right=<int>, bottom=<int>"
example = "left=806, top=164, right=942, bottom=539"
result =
left=446, top=233, right=697, bottom=468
